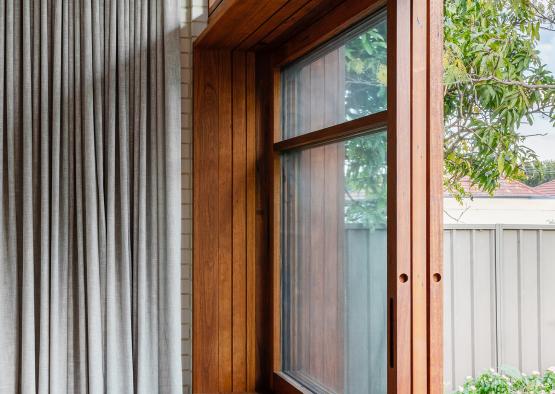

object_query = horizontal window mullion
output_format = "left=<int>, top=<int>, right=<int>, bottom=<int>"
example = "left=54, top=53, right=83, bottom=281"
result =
left=274, top=110, right=388, bottom=152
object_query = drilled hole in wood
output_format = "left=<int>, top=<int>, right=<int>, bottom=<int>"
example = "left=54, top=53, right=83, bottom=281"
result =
left=432, top=273, right=442, bottom=283
left=399, top=273, right=408, bottom=283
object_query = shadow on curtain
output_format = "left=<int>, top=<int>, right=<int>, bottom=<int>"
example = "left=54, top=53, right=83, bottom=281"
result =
left=0, top=0, right=182, bottom=393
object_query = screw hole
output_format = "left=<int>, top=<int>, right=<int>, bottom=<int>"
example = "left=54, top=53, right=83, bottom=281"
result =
left=432, top=273, right=442, bottom=283
left=399, top=273, right=409, bottom=283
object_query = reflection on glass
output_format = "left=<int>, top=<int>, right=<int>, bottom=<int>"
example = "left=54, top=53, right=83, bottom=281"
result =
left=281, top=131, right=387, bottom=394
left=281, top=10, right=387, bottom=139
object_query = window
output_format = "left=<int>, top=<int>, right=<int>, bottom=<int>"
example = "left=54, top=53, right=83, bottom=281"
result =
left=279, top=11, right=388, bottom=393
left=193, top=0, right=443, bottom=392
left=281, top=11, right=387, bottom=139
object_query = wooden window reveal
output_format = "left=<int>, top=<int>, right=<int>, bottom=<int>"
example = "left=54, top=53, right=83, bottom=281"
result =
left=192, top=0, right=444, bottom=393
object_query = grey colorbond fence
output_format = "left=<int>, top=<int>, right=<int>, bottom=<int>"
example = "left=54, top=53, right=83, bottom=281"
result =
left=345, top=226, right=387, bottom=393
left=444, top=225, right=555, bottom=391
left=344, top=225, right=555, bottom=393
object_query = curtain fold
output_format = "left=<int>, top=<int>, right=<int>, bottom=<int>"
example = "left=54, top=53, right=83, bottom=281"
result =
left=0, top=0, right=182, bottom=392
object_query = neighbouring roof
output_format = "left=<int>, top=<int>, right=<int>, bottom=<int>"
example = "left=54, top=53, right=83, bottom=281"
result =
left=447, top=177, right=547, bottom=198
left=535, top=180, right=555, bottom=196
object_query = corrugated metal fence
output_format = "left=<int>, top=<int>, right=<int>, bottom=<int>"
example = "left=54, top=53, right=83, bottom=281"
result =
left=345, top=227, right=387, bottom=393
left=342, top=225, right=555, bottom=392
left=444, top=225, right=555, bottom=391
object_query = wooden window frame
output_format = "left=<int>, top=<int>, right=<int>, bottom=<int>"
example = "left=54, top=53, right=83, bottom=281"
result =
left=192, top=0, right=443, bottom=392
left=267, top=2, right=443, bottom=393
left=270, top=15, right=390, bottom=390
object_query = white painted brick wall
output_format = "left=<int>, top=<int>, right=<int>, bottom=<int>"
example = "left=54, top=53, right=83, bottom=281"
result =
left=180, top=1, right=207, bottom=392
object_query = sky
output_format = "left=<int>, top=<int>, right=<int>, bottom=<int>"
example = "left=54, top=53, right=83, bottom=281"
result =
left=518, top=29, right=555, bottom=161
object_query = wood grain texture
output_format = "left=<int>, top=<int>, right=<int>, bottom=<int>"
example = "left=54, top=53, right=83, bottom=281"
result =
left=218, top=50, right=234, bottom=393
left=256, top=0, right=345, bottom=49
left=245, top=51, right=257, bottom=391
left=274, top=111, right=387, bottom=152
left=387, top=0, right=413, bottom=393
left=196, top=0, right=288, bottom=49
left=428, top=0, right=445, bottom=391
left=386, top=0, right=444, bottom=392
left=197, top=0, right=388, bottom=56
left=232, top=51, right=248, bottom=391
left=194, top=49, right=221, bottom=392
left=194, top=1, right=445, bottom=393
left=411, top=0, right=429, bottom=390
left=271, top=0, right=387, bottom=67
left=197, top=0, right=352, bottom=51
left=236, top=0, right=313, bottom=50
left=193, top=49, right=259, bottom=393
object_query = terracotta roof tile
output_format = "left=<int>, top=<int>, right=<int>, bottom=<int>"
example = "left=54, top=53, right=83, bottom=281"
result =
left=535, top=180, right=555, bottom=196
left=448, top=177, right=546, bottom=198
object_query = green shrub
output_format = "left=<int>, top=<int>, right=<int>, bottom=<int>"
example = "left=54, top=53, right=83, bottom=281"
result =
left=454, top=367, right=555, bottom=393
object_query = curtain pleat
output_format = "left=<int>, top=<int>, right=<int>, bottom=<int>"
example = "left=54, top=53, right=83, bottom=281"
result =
left=0, top=0, right=182, bottom=392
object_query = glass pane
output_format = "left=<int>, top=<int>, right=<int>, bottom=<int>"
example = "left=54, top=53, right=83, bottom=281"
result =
left=281, top=131, right=387, bottom=394
left=281, top=10, right=387, bottom=139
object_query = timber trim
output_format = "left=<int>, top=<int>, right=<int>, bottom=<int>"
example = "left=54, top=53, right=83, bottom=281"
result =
left=192, top=1, right=444, bottom=393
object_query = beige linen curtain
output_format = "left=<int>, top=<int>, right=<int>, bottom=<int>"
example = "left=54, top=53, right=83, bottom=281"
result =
left=0, top=0, right=182, bottom=393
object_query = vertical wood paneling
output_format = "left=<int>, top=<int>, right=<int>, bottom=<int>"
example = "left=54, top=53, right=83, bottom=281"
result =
left=194, top=2, right=446, bottom=393
left=245, top=51, right=257, bottom=391
left=193, top=49, right=257, bottom=393
left=411, top=0, right=429, bottom=390
left=428, top=0, right=445, bottom=390
left=218, top=50, right=234, bottom=393
left=193, top=49, right=221, bottom=392
left=232, top=51, right=247, bottom=391
left=387, top=0, right=412, bottom=390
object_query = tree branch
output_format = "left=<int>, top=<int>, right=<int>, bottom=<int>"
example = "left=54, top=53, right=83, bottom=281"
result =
left=470, top=76, right=555, bottom=90
left=522, top=132, right=549, bottom=138
left=530, top=1, right=555, bottom=27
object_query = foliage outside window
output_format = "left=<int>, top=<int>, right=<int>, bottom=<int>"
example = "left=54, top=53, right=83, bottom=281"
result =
left=344, top=14, right=387, bottom=227
left=342, top=0, right=555, bottom=213
left=444, top=0, right=555, bottom=200
left=455, top=367, right=555, bottom=394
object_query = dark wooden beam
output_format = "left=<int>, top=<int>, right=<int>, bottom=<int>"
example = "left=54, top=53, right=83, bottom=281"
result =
left=273, top=111, right=387, bottom=152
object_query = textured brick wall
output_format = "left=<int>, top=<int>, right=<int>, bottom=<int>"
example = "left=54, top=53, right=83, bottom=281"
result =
left=180, top=1, right=207, bottom=392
